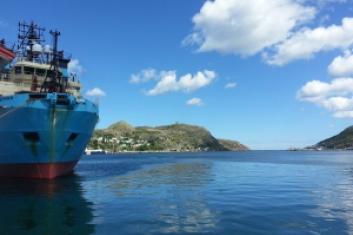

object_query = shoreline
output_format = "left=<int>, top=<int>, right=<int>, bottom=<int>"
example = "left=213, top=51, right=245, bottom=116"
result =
left=84, top=149, right=249, bottom=155
left=84, top=149, right=353, bottom=156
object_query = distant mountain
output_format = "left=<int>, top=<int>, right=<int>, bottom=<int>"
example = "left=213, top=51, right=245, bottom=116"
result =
left=314, top=126, right=353, bottom=150
left=88, top=121, right=249, bottom=152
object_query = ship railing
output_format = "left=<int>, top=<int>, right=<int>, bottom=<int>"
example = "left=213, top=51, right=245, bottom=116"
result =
left=0, top=81, right=27, bottom=87
left=15, top=57, right=50, bottom=65
left=0, top=72, right=11, bottom=81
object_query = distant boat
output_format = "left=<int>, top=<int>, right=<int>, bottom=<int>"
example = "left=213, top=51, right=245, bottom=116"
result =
left=85, top=149, right=108, bottom=155
left=0, top=22, right=98, bottom=179
left=288, top=147, right=301, bottom=151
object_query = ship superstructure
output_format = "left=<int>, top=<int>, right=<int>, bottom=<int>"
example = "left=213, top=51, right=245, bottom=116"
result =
left=0, top=22, right=98, bottom=179
left=0, top=22, right=81, bottom=96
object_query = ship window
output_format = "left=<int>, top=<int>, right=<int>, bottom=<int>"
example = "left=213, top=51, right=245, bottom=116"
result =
left=29, top=93, right=47, bottom=99
left=57, top=97, right=70, bottom=105
left=47, top=70, right=54, bottom=78
left=15, top=66, right=22, bottom=74
left=35, top=69, right=46, bottom=77
left=23, top=132, right=40, bottom=142
left=24, top=67, right=35, bottom=75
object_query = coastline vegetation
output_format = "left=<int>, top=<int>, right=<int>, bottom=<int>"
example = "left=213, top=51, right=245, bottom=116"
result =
left=88, top=121, right=249, bottom=152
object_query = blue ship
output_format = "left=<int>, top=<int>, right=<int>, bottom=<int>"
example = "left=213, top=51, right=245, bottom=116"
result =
left=0, top=22, right=98, bottom=178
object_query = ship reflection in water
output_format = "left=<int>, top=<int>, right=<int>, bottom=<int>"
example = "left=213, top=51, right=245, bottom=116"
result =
left=0, top=175, right=95, bottom=235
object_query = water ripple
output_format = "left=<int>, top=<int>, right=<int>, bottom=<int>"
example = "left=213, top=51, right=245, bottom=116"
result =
left=2, top=151, right=353, bottom=234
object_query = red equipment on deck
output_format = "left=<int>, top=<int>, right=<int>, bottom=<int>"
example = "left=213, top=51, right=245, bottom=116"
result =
left=0, top=44, right=15, bottom=62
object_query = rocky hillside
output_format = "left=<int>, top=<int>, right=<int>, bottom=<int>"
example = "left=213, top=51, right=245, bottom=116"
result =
left=218, top=139, right=249, bottom=151
left=314, top=126, right=353, bottom=150
left=88, top=121, right=248, bottom=152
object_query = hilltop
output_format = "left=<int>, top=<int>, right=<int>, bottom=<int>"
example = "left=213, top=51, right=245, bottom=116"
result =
left=312, top=126, right=353, bottom=150
left=88, top=121, right=249, bottom=152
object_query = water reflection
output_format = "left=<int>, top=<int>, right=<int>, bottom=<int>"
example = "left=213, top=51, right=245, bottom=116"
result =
left=109, top=162, right=213, bottom=195
left=156, top=200, right=218, bottom=234
left=0, top=175, right=95, bottom=235
left=309, top=167, right=353, bottom=233
left=107, top=162, right=219, bottom=234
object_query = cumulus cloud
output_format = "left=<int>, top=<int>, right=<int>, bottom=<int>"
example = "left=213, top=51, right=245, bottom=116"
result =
left=186, top=97, right=204, bottom=106
left=297, top=78, right=353, bottom=118
left=129, top=68, right=157, bottom=84
left=185, top=0, right=353, bottom=66
left=328, top=50, right=353, bottom=77
left=267, top=18, right=353, bottom=65
left=86, top=87, right=106, bottom=97
left=146, top=70, right=216, bottom=96
left=184, top=0, right=316, bottom=56
left=68, top=59, right=84, bottom=76
left=225, top=82, right=237, bottom=89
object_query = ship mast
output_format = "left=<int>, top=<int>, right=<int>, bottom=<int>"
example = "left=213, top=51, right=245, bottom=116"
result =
left=17, top=21, right=45, bottom=62
left=40, top=30, right=65, bottom=93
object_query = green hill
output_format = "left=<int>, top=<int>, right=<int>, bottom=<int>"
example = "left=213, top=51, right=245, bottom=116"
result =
left=88, top=121, right=249, bottom=152
left=218, top=139, right=249, bottom=151
left=315, top=126, right=353, bottom=150
left=107, top=121, right=135, bottom=135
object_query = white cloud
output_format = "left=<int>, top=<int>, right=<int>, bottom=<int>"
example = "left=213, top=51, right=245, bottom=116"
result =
left=147, top=71, right=178, bottom=95
left=225, top=82, right=237, bottom=89
left=186, top=97, right=204, bottom=106
left=266, top=17, right=353, bottom=65
left=185, top=0, right=353, bottom=66
left=328, top=50, right=353, bottom=77
left=146, top=70, right=216, bottom=96
left=297, top=78, right=353, bottom=118
left=298, top=0, right=347, bottom=6
left=129, top=68, right=157, bottom=84
left=68, top=59, right=84, bottom=76
left=184, top=0, right=316, bottom=56
left=298, top=78, right=353, bottom=98
left=334, top=110, right=353, bottom=118
left=86, top=87, right=106, bottom=97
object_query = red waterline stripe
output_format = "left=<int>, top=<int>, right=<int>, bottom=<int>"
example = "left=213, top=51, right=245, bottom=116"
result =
left=0, top=161, right=77, bottom=179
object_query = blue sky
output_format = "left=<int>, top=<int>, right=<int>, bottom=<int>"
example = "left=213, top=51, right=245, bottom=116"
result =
left=1, top=0, right=353, bottom=149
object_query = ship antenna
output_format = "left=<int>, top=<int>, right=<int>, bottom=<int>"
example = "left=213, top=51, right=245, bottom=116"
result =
left=51, top=30, right=64, bottom=92
left=41, top=29, right=65, bottom=93
left=17, top=21, right=45, bottom=61
left=51, top=30, right=60, bottom=71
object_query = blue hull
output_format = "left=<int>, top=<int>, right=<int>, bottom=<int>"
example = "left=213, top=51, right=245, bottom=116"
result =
left=0, top=93, right=98, bottom=178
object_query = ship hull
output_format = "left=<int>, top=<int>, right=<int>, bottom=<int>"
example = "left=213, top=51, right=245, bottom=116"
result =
left=0, top=93, right=98, bottom=179
left=0, top=161, right=77, bottom=179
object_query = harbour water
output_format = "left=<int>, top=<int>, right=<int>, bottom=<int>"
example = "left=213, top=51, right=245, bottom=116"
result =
left=1, top=151, right=353, bottom=234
